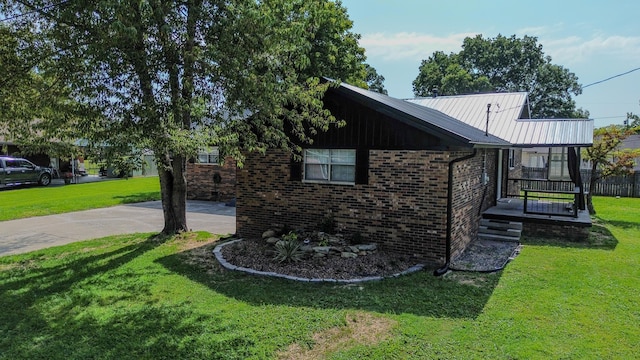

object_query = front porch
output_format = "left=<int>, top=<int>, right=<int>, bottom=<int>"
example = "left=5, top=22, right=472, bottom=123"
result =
left=482, top=197, right=592, bottom=241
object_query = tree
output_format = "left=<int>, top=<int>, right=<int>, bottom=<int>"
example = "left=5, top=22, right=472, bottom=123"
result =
left=412, top=34, right=582, bottom=118
left=1, top=0, right=368, bottom=234
left=0, top=23, right=81, bottom=159
left=625, top=112, right=640, bottom=129
left=583, top=125, right=640, bottom=214
left=364, top=64, right=387, bottom=95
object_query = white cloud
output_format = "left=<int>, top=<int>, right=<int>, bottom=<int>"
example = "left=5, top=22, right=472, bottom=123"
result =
left=515, top=24, right=640, bottom=65
left=361, top=30, right=640, bottom=68
left=360, top=32, right=478, bottom=61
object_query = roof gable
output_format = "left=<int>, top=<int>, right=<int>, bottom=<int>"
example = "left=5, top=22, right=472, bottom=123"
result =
left=332, top=82, right=509, bottom=148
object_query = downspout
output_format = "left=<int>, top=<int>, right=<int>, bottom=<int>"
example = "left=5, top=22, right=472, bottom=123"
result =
left=496, top=149, right=503, bottom=200
left=434, top=148, right=478, bottom=276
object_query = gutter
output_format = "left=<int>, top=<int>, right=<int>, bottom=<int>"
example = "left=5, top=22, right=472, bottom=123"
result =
left=434, top=149, right=478, bottom=276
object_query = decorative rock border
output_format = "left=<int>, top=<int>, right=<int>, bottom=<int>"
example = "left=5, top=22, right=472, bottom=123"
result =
left=213, top=239, right=426, bottom=283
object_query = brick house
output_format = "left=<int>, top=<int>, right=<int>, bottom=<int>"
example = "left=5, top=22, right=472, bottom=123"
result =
left=236, top=83, right=510, bottom=267
left=186, top=149, right=236, bottom=202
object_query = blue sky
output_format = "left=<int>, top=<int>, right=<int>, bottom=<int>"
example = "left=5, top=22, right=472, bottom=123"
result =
left=340, top=0, right=640, bottom=128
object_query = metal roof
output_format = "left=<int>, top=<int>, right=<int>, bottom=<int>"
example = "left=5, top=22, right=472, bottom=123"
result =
left=407, top=93, right=593, bottom=147
left=333, top=82, right=510, bottom=148
left=509, top=119, right=594, bottom=147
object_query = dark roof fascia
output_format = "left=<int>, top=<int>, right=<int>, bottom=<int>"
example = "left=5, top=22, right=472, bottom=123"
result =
left=328, top=81, right=510, bottom=149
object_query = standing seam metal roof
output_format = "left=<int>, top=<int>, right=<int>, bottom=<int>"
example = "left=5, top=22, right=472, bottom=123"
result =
left=407, top=93, right=593, bottom=147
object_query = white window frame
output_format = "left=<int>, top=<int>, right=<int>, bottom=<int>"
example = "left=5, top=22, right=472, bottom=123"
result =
left=303, top=149, right=356, bottom=185
left=197, top=147, right=220, bottom=164
left=508, top=149, right=516, bottom=169
left=548, top=147, right=570, bottom=180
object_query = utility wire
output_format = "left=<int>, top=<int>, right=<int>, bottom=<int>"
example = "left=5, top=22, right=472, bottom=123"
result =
left=582, top=67, right=640, bottom=89
left=0, top=0, right=72, bottom=22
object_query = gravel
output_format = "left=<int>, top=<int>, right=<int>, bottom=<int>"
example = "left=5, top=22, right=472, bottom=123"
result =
left=219, top=239, right=425, bottom=280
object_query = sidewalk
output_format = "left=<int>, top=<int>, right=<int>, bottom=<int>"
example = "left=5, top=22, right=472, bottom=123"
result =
left=0, top=200, right=236, bottom=256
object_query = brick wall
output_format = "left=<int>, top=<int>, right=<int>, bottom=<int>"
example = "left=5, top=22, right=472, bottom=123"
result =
left=523, top=222, right=590, bottom=241
left=450, top=149, right=498, bottom=259
left=186, top=158, right=236, bottom=202
left=236, top=149, right=498, bottom=265
left=506, top=149, right=523, bottom=196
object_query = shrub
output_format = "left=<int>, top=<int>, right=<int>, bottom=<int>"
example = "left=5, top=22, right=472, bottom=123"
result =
left=273, top=232, right=304, bottom=263
left=349, top=232, right=364, bottom=245
left=319, top=214, right=336, bottom=233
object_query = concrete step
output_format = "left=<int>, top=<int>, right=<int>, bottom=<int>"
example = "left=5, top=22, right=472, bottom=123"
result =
left=479, top=226, right=522, bottom=237
left=480, top=219, right=523, bottom=231
left=478, top=232, right=521, bottom=242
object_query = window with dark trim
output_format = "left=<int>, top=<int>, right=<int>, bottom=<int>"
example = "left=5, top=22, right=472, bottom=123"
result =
left=303, top=149, right=356, bottom=184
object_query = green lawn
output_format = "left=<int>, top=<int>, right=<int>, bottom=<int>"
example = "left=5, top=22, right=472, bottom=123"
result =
left=1, top=196, right=639, bottom=359
left=0, top=177, right=160, bottom=221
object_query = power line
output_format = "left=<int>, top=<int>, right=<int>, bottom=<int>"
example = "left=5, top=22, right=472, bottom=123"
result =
left=582, top=67, right=640, bottom=89
left=0, top=0, right=72, bottom=23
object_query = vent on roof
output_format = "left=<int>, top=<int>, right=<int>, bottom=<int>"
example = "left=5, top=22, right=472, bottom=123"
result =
left=432, top=86, right=438, bottom=98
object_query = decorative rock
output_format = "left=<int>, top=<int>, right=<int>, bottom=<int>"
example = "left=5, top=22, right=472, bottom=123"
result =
left=312, top=246, right=331, bottom=254
left=313, top=252, right=327, bottom=258
left=349, top=246, right=360, bottom=253
left=300, top=245, right=313, bottom=252
left=358, top=251, right=368, bottom=256
left=341, top=252, right=358, bottom=258
left=327, top=235, right=342, bottom=244
left=356, top=243, right=377, bottom=251
left=265, top=237, right=280, bottom=244
left=262, top=230, right=276, bottom=239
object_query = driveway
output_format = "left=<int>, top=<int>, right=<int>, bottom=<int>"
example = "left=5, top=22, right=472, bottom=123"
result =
left=0, top=200, right=236, bottom=256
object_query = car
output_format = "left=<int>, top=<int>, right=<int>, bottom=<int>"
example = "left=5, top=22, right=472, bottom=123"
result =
left=0, top=156, right=54, bottom=187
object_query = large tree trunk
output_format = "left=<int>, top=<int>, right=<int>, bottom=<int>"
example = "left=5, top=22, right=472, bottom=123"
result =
left=158, top=153, right=189, bottom=234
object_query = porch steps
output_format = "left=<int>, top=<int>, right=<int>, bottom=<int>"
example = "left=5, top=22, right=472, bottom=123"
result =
left=478, top=219, right=522, bottom=242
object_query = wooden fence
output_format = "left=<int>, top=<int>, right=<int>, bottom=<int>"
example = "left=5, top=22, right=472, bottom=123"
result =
left=522, top=167, right=640, bottom=198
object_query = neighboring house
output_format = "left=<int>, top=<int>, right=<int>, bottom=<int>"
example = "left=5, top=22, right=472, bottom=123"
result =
left=186, top=148, right=236, bottom=202
left=620, top=134, right=640, bottom=171
left=234, top=83, right=593, bottom=267
left=0, top=137, right=53, bottom=168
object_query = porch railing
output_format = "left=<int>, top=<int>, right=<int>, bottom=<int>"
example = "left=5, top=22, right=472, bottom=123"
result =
left=508, top=178, right=581, bottom=218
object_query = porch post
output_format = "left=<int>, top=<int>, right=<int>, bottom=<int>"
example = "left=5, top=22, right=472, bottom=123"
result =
left=497, top=149, right=503, bottom=200
left=577, top=147, right=586, bottom=210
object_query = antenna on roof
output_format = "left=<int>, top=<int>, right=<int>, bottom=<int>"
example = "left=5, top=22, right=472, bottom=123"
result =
left=486, top=103, right=491, bottom=136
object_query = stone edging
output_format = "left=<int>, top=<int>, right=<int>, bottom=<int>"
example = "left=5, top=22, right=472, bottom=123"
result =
left=213, top=239, right=426, bottom=283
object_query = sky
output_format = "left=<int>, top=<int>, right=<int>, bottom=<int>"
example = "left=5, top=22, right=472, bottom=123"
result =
left=340, top=0, right=640, bottom=128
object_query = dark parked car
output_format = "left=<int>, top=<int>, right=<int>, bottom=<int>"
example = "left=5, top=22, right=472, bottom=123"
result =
left=0, top=156, right=53, bottom=187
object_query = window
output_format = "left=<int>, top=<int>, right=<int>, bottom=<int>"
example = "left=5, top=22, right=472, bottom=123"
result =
left=548, top=147, right=570, bottom=180
left=508, top=149, right=516, bottom=169
left=304, top=149, right=356, bottom=183
left=197, top=147, right=219, bottom=164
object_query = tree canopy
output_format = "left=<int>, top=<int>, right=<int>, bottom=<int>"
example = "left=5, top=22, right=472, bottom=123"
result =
left=364, top=64, right=387, bottom=95
left=1, top=0, right=372, bottom=233
left=412, top=34, right=585, bottom=119
left=583, top=125, right=640, bottom=214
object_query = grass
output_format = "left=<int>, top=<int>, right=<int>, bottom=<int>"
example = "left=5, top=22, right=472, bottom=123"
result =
left=0, top=196, right=639, bottom=359
left=0, top=177, right=160, bottom=221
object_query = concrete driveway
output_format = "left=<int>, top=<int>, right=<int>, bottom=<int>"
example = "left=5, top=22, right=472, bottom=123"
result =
left=0, top=200, right=236, bottom=256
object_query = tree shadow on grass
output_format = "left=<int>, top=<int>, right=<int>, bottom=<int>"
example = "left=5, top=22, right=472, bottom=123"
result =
left=157, top=242, right=503, bottom=320
left=520, top=224, right=618, bottom=250
left=0, top=234, right=257, bottom=359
